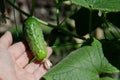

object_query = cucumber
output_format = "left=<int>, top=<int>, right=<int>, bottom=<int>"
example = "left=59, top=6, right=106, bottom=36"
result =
left=23, top=16, right=47, bottom=61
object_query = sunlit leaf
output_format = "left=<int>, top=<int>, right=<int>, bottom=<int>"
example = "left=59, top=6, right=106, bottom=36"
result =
left=42, top=38, right=119, bottom=80
left=71, top=0, right=120, bottom=12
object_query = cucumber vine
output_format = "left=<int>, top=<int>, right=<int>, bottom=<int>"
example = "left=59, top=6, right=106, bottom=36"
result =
left=6, top=0, right=86, bottom=40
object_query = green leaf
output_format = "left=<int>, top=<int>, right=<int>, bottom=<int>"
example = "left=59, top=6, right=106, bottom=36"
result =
left=71, top=0, right=120, bottom=12
left=42, top=38, right=119, bottom=80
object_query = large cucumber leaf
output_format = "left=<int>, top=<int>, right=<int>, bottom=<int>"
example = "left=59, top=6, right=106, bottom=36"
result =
left=42, top=38, right=119, bottom=80
left=71, top=0, right=120, bottom=12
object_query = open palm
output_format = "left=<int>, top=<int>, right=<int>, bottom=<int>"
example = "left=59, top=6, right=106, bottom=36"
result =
left=0, top=31, right=52, bottom=80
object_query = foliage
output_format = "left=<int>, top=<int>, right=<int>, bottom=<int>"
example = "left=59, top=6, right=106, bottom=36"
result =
left=71, top=0, right=120, bottom=12
left=1, top=0, right=120, bottom=80
left=43, top=39, right=119, bottom=80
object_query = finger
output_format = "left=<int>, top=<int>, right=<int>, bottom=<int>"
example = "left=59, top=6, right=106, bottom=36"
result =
left=24, top=62, right=40, bottom=74
left=14, top=64, right=35, bottom=80
left=17, top=47, right=52, bottom=68
left=22, top=47, right=52, bottom=74
left=15, top=51, right=32, bottom=68
left=33, top=64, right=47, bottom=80
left=8, top=42, right=26, bottom=59
left=0, top=31, right=12, bottom=49
left=16, top=50, right=34, bottom=68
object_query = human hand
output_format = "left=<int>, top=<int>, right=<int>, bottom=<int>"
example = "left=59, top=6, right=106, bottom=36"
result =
left=0, top=31, right=52, bottom=80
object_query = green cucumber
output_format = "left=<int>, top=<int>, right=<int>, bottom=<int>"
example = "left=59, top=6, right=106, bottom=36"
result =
left=23, top=16, right=47, bottom=61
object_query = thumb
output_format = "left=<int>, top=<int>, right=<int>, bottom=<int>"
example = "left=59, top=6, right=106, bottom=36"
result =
left=0, top=31, right=13, bottom=49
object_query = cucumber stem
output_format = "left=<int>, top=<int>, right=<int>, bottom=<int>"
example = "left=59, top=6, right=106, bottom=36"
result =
left=13, top=0, right=19, bottom=38
left=102, top=12, right=110, bottom=39
left=55, top=0, right=60, bottom=26
left=30, top=0, right=35, bottom=16
left=89, top=9, right=93, bottom=38
left=35, top=16, right=86, bottom=40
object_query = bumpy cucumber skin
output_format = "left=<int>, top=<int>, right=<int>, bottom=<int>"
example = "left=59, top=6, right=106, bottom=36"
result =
left=23, top=17, right=47, bottom=61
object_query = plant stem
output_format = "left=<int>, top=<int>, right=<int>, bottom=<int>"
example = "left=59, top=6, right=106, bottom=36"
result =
left=30, top=0, right=35, bottom=16
left=13, top=0, right=19, bottom=37
left=89, top=9, right=92, bottom=38
left=59, top=10, right=76, bottom=26
left=56, top=27, right=86, bottom=40
left=6, top=0, right=30, bottom=17
left=56, top=0, right=60, bottom=26
left=51, top=42, right=83, bottom=49
left=7, top=0, right=86, bottom=40
left=102, top=12, right=110, bottom=39
left=103, top=12, right=109, bottom=28
left=35, top=17, right=86, bottom=40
